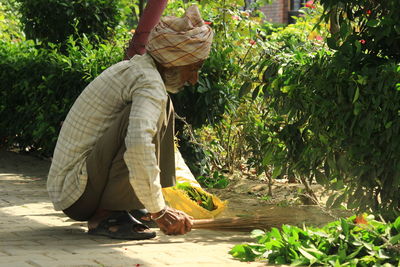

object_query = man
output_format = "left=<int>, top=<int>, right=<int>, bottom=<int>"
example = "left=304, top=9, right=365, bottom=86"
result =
left=47, top=5, right=213, bottom=240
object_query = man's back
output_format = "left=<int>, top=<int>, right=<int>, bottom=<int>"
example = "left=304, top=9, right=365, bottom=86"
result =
left=47, top=54, right=166, bottom=211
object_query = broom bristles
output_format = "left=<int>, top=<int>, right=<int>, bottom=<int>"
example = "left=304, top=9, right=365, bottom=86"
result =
left=192, top=215, right=288, bottom=232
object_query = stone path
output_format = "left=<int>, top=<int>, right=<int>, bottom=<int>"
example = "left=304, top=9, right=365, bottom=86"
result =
left=0, top=150, right=267, bottom=267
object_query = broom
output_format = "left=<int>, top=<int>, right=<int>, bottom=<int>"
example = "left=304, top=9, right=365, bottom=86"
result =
left=192, top=215, right=291, bottom=232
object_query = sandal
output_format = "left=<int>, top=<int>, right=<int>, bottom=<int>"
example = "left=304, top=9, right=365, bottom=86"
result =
left=88, top=211, right=156, bottom=240
left=129, top=209, right=158, bottom=228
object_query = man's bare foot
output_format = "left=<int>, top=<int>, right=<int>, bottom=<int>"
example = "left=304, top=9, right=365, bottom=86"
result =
left=87, top=209, right=112, bottom=230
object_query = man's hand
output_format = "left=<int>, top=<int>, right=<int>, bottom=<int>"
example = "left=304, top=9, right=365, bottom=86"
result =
left=150, top=207, right=193, bottom=235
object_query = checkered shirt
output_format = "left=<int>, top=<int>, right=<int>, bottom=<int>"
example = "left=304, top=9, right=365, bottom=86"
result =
left=47, top=54, right=169, bottom=213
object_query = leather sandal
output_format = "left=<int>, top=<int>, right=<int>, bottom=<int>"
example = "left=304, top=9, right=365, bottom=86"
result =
left=129, top=209, right=158, bottom=228
left=88, top=211, right=156, bottom=240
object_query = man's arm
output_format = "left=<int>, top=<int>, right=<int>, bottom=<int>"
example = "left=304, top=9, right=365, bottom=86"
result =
left=125, top=0, right=168, bottom=59
left=124, top=89, right=166, bottom=213
left=124, top=86, right=192, bottom=235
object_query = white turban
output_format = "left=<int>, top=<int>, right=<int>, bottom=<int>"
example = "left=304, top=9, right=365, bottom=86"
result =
left=146, top=5, right=213, bottom=67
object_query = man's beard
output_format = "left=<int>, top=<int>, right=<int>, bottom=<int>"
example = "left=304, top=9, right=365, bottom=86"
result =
left=163, top=68, right=184, bottom=94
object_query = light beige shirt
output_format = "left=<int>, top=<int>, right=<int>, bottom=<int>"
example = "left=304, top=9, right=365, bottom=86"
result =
left=47, top=54, right=170, bottom=213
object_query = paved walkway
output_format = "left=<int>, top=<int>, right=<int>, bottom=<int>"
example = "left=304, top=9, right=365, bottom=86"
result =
left=0, top=150, right=267, bottom=267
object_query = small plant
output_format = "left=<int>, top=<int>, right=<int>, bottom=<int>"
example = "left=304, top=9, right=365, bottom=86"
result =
left=259, top=195, right=271, bottom=201
left=196, top=171, right=229, bottom=189
left=230, top=215, right=400, bottom=266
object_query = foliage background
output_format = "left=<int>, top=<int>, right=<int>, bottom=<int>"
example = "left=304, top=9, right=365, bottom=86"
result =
left=1, top=0, right=400, bottom=221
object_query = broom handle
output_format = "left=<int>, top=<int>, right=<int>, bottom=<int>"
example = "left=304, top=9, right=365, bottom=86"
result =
left=192, top=219, right=216, bottom=229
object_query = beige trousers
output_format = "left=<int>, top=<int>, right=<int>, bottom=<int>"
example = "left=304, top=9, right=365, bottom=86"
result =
left=63, top=101, right=175, bottom=221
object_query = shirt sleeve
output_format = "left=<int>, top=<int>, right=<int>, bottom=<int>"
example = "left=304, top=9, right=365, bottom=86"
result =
left=123, top=87, right=167, bottom=213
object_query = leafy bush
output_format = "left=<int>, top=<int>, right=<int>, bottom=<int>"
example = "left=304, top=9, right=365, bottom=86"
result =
left=237, top=0, right=400, bottom=218
left=162, top=0, right=265, bottom=176
left=17, top=0, right=121, bottom=45
left=230, top=215, right=400, bottom=266
left=320, top=0, right=400, bottom=60
left=0, top=0, right=24, bottom=41
left=0, top=37, right=124, bottom=155
left=264, top=51, right=400, bottom=217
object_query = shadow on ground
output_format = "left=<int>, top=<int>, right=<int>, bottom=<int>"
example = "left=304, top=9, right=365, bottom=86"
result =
left=0, top=149, right=263, bottom=267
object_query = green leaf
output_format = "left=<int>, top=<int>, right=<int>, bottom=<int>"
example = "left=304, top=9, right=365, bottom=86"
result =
left=367, top=19, right=380, bottom=27
left=272, top=165, right=282, bottom=179
left=263, top=63, right=279, bottom=82
left=251, top=229, right=266, bottom=239
left=238, top=81, right=252, bottom=98
left=252, top=85, right=261, bottom=100
left=326, top=193, right=337, bottom=208
left=393, top=216, right=400, bottom=231
left=213, top=178, right=229, bottom=189
left=389, top=233, right=400, bottom=245
left=327, top=37, right=338, bottom=50
left=352, top=87, right=360, bottom=103
left=298, top=246, right=317, bottom=265
left=331, top=193, right=346, bottom=208
left=353, top=102, right=362, bottom=115
left=340, top=218, right=350, bottom=237
left=229, top=244, right=260, bottom=261
left=315, top=169, right=328, bottom=185
left=346, top=246, right=363, bottom=259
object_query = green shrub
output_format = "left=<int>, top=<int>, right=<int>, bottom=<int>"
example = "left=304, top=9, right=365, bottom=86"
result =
left=262, top=49, right=400, bottom=217
left=0, top=0, right=24, bottom=41
left=231, top=215, right=400, bottom=265
left=164, top=0, right=266, bottom=176
left=17, top=0, right=121, bottom=45
left=320, top=0, right=400, bottom=60
left=243, top=0, right=400, bottom=218
left=0, top=37, right=124, bottom=155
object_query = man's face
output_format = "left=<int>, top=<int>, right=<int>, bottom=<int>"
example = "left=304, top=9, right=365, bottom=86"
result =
left=163, top=61, right=204, bottom=93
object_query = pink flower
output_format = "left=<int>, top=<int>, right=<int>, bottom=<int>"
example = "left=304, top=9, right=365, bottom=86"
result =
left=305, top=0, right=315, bottom=8
left=249, top=40, right=256, bottom=45
left=231, top=15, right=240, bottom=20
left=315, top=35, right=323, bottom=41
left=359, top=39, right=366, bottom=44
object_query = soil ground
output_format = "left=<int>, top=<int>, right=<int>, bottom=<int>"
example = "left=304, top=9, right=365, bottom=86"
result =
left=208, top=171, right=338, bottom=227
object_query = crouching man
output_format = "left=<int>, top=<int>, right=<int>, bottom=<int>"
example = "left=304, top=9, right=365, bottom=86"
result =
left=47, top=5, right=213, bottom=240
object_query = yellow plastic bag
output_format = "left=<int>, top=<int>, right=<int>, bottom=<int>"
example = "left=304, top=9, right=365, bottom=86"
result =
left=162, top=151, right=228, bottom=219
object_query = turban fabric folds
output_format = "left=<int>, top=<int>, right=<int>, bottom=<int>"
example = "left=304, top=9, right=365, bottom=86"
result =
left=146, top=5, right=214, bottom=68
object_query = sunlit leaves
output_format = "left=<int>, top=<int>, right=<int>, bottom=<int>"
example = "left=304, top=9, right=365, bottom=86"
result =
left=230, top=216, right=400, bottom=265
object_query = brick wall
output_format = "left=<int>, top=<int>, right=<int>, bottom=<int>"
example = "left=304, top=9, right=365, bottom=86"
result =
left=259, top=0, right=290, bottom=24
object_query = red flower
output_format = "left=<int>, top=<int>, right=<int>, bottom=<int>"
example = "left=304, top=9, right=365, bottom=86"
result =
left=204, top=21, right=212, bottom=25
left=305, top=0, right=315, bottom=9
left=249, top=40, right=256, bottom=45
left=359, top=39, right=366, bottom=44
left=366, top=9, right=372, bottom=15
left=354, top=215, right=368, bottom=225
